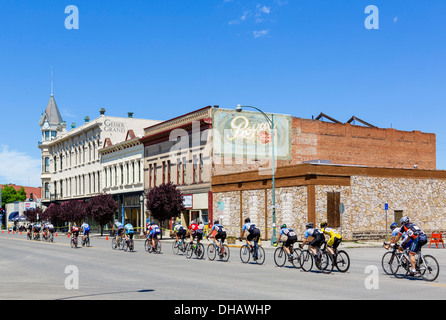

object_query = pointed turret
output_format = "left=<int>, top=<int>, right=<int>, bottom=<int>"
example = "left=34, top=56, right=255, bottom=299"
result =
left=39, top=94, right=63, bottom=127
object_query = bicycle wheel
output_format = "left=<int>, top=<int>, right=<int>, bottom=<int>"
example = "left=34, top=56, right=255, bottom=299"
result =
left=185, top=243, right=193, bottom=259
left=123, top=240, right=129, bottom=252
left=291, top=248, right=303, bottom=268
left=196, top=243, right=205, bottom=259
left=381, top=252, right=397, bottom=275
left=391, top=255, right=409, bottom=279
left=274, top=247, right=287, bottom=267
left=86, top=237, right=90, bottom=247
left=240, top=245, right=251, bottom=263
left=70, top=238, right=74, bottom=248
left=144, top=239, right=151, bottom=252
left=112, top=238, right=117, bottom=250
left=154, top=239, right=162, bottom=253
left=207, top=244, right=217, bottom=261
left=220, top=244, right=230, bottom=262
left=172, top=240, right=180, bottom=255
left=420, top=255, right=440, bottom=282
left=335, top=250, right=350, bottom=273
left=255, top=246, right=266, bottom=265
left=319, top=252, right=334, bottom=274
left=300, top=250, right=313, bottom=272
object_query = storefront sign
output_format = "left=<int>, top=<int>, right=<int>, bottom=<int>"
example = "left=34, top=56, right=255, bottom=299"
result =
left=182, top=195, right=193, bottom=209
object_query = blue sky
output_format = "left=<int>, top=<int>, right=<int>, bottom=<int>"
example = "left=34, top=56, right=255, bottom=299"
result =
left=1, top=0, right=446, bottom=187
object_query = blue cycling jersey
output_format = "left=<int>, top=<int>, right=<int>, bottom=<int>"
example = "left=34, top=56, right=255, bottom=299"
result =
left=124, top=224, right=134, bottom=234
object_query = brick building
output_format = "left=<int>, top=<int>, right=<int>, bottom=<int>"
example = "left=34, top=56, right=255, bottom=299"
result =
left=140, top=106, right=436, bottom=232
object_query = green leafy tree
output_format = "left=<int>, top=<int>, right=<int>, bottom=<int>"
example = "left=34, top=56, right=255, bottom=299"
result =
left=1, top=185, right=27, bottom=207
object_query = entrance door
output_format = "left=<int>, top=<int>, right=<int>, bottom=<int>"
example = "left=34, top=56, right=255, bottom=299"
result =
left=327, top=192, right=341, bottom=228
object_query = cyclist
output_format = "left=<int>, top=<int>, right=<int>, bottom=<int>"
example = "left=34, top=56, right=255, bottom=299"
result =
left=188, top=220, right=204, bottom=246
left=207, top=220, right=227, bottom=248
left=320, top=221, right=342, bottom=256
left=276, top=224, right=297, bottom=262
left=69, top=223, right=80, bottom=246
left=26, top=223, right=33, bottom=239
left=113, top=219, right=124, bottom=244
left=147, top=222, right=161, bottom=251
left=124, top=221, right=134, bottom=248
left=81, top=221, right=90, bottom=243
left=299, top=222, right=325, bottom=263
left=174, top=223, right=187, bottom=245
left=33, top=222, right=42, bottom=239
left=240, top=218, right=261, bottom=252
left=384, top=222, right=412, bottom=251
left=394, top=216, right=428, bottom=276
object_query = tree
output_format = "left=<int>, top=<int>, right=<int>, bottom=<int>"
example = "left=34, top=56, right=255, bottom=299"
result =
left=23, top=207, right=42, bottom=223
left=87, top=193, right=118, bottom=236
left=145, top=182, right=185, bottom=228
left=44, top=203, right=64, bottom=228
left=61, top=200, right=88, bottom=226
left=1, top=185, right=27, bottom=207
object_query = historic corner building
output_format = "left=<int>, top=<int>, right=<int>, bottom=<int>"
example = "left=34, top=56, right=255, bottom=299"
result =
left=139, top=105, right=440, bottom=240
left=38, top=93, right=160, bottom=231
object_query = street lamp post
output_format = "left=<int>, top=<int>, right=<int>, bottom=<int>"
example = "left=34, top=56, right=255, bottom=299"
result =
left=236, top=105, right=277, bottom=245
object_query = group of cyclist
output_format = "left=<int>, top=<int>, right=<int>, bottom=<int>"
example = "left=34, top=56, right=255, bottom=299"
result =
left=64, top=213, right=427, bottom=276
left=384, top=216, right=428, bottom=276
left=26, top=222, right=56, bottom=240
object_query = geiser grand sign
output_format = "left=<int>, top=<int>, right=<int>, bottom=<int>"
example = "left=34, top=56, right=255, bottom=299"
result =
left=212, top=109, right=291, bottom=160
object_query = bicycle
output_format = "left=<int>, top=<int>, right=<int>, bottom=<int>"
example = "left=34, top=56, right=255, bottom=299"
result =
left=70, top=235, right=78, bottom=248
left=382, top=242, right=402, bottom=275
left=123, top=236, right=134, bottom=252
left=112, top=234, right=124, bottom=250
left=207, top=239, right=230, bottom=262
left=145, top=236, right=162, bottom=253
left=298, top=243, right=334, bottom=274
left=27, top=231, right=32, bottom=240
left=172, top=238, right=187, bottom=255
left=273, top=241, right=302, bottom=268
left=239, top=238, right=265, bottom=265
left=321, top=242, right=350, bottom=273
left=82, top=234, right=90, bottom=247
left=390, top=247, right=440, bottom=281
left=185, top=242, right=205, bottom=259
left=33, top=232, right=41, bottom=241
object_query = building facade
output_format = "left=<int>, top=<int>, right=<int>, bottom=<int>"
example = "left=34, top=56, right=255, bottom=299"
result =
left=211, top=163, right=446, bottom=241
left=99, top=129, right=146, bottom=233
left=140, top=106, right=436, bottom=231
left=38, top=96, right=160, bottom=209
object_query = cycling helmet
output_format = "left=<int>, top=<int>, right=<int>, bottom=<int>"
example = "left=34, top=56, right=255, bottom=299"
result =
left=400, top=216, right=410, bottom=225
left=390, top=222, right=398, bottom=230
left=280, top=224, right=287, bottom=229
left=320, top=221, right=327, bottom=228
left=244, top=218, right=251, bottom=223
left=306, top=222, right=313, bottom=229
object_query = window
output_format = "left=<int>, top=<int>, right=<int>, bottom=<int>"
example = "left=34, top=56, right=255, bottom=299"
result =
left=44, top=183, right=50, bottom=199
left=177, top=159, right=181, bottom=185
left=121, top=165, right=124, bottom=185
left=44, top=157, right=50, bottom=173
left=193, top=155, right=197, bottom=183
left=54, top=156, right=57, bottom=172
left=149, top=164, right=152, bottom=188
left=162, top=161, right=166, bottom=184
left=327, top=192, right=341, bottom=228
left=168, top=160, right=171, bottom=183
left=199, top=154, right=203, bottom=182
left=182, top=158, right=187, bottom=184
left=394, top=210, right=403, bottom=225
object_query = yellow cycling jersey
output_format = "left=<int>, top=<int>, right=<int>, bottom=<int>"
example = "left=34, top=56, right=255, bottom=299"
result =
left=321, top=227, right=341, bottom=239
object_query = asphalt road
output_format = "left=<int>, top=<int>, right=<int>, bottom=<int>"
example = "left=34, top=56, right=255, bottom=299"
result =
left=0, top=232, right=445, bottom=300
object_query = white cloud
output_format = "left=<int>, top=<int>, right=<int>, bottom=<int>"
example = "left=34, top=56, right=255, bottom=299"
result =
left=393, top=17, right=398, bottom=23
left=259, top=5, right=271, bottom=14
left=253, top=29, right=269, bottom=38
left=228, top=10, right=250, bottom=25
left=0, top=145, right=41, bottom=187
